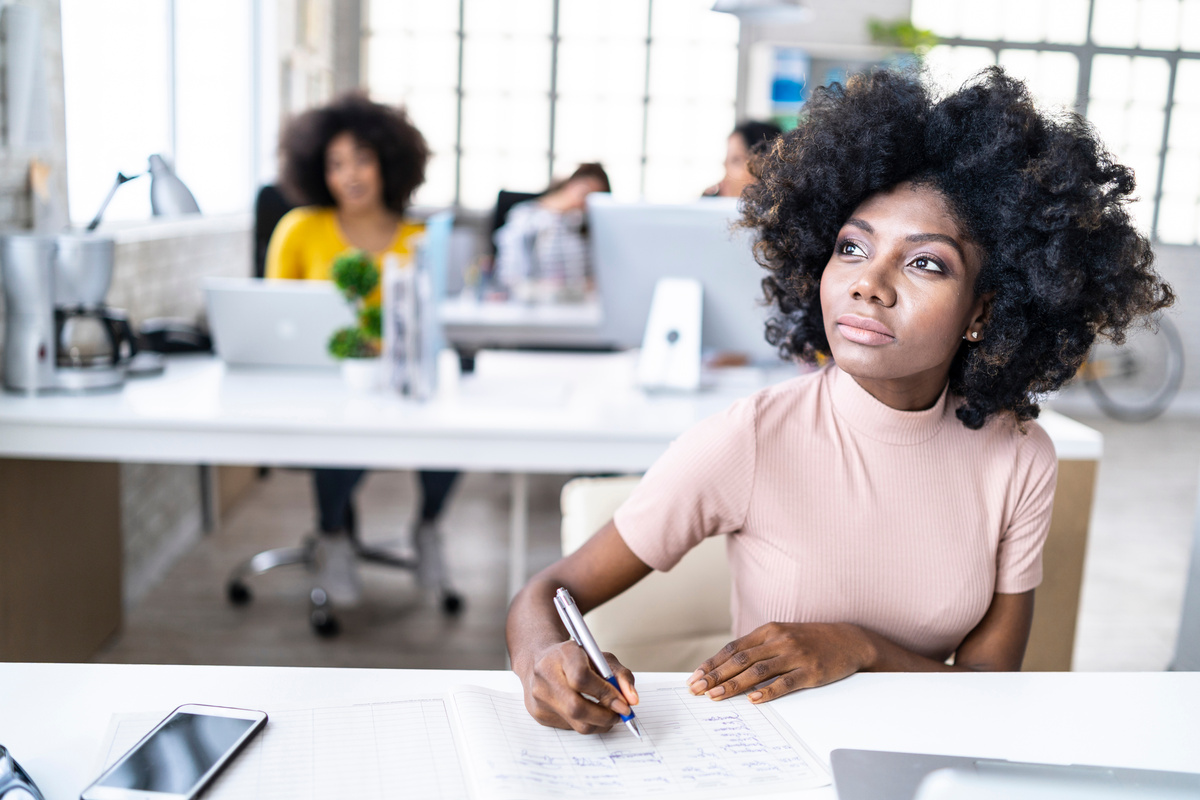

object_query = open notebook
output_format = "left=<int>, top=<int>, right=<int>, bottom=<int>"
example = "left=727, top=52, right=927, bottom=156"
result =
left=94, top=683, right=830, bottom=800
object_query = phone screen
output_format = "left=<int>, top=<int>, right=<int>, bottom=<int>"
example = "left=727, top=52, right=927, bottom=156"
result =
left=97, top=713, right=258, bottom=794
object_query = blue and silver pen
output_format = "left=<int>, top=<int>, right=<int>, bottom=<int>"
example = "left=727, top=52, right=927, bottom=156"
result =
left=553, top=587, right=643, bottom=739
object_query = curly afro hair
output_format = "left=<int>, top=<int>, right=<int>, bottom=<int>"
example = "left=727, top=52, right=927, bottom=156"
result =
left=279, top=92, right=429, bottom=214
left=740, top=67, right=1174, bottom=430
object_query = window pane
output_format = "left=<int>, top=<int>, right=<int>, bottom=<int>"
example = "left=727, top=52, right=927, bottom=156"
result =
left=1001, top=0, right=1045, bottom=42
left=62, top=0, right=171, bottom=224
left=1092, top=0, right=1139, bottom=47
left=175, top=0, right=253, bottom=215
left=998, top=50, right=1079, bottom=109
left=1184, top=0, right=1200, bottom=49
left=1043, top=0, right=1090, bottom=45
left=911, top=0, right=961, bottom=38
left=559, top=0, right=649, bottom=40
left=370, top=0, right=458, bottom=34
left=1139, top=0, right=1181, bottom=50
left=459, top=152, right=548, bottom=209
left=1155, top=196, right=1199, bottom=244
left=553, top=97, right=645, bottom=186
left=463, top=0, right=552, bottom=36
left=924, top=46, right=997, bottom=91
left=958, top=0, right=1003, bottom=40
left=369, top=32, right=460, bottom=94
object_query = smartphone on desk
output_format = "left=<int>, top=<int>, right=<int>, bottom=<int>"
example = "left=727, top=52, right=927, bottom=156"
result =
left=80, top=704, right=266, bottom=800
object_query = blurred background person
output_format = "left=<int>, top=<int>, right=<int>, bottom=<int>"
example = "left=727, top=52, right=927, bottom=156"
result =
left=493, top=163, right=610, bottom=303
left=703, top=120, right=782, bottom=199
left=269, top=92, right=460, bottom=606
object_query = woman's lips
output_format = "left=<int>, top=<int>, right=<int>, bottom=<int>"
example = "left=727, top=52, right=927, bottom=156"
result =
left=836, top=314, right=895, bottom=346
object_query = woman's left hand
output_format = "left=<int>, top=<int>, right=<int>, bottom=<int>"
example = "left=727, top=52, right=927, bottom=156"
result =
left=687, top=622, right=876, bottom=703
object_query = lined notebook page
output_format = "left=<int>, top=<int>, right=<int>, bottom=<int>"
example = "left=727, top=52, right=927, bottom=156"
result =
left=98, top=700, right=469, bottom=800
left=448, top=684, right=829, bottom=799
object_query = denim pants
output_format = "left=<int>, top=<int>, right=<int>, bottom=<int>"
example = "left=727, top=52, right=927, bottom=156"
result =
left=312, top=469, right=459, bottom=533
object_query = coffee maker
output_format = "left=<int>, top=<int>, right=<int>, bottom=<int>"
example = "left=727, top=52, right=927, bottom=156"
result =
left=2, top=232, right=137, bottom=393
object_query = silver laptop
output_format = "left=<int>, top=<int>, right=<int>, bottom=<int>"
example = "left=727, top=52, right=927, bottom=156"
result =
left=831, top=748, right=1200, bottom=800
left=204, top=277, right=354, bottom=368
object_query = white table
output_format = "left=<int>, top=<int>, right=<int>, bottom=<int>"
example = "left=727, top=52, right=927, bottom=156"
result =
left=0, top=352, right=1103, bottom=661
left=0, top=663, right=1195, bottom=800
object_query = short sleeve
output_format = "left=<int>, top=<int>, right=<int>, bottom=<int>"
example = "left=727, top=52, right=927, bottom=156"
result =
left=995, top=422, right=1058, bottom=594
left=613, top=395, right=758, bottom=572
left=264, top=208, right=309, bottom=280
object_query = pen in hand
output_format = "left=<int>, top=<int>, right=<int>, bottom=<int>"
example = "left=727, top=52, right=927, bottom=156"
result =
left=553, top=587, right=643, bottom=739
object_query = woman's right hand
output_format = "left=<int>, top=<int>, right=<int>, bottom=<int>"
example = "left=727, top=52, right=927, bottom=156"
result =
left=521, top=640, right=639, bottom=734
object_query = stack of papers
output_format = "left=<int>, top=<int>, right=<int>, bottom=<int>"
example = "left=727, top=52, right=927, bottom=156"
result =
left=96, top=684, right=830, bottom=799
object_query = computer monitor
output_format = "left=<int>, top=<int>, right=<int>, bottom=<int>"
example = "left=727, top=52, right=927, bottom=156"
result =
left=587, top=194, right=781, bottom=364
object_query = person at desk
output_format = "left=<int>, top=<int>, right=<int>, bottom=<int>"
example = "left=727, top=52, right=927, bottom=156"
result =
left=492, top=163, right=610, bottom=303
left=507, top=68, right=1174, bottom=733
left=702, top=119, right=782, bottom=199
left=268, top=92, right=459, bottom=605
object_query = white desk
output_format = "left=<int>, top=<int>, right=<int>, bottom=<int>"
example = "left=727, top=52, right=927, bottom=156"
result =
left=0, top=352, right=1103, bottom=662
left=0, top=663, right=1196, bottom=800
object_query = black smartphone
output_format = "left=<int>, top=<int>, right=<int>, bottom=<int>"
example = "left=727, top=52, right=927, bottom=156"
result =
left=79, top=704, right=267, bottom=800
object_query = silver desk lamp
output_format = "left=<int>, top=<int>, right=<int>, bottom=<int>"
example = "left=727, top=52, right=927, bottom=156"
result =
left=86, top=154, right=201, bottom=231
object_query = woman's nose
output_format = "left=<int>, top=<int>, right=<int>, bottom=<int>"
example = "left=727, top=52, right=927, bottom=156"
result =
left=849, top=258, right=897, bottom=307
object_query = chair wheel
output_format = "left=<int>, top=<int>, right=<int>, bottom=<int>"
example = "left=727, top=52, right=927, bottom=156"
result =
left=227, top=580, right=252, bottom=605
left=311, top=609, right=340, bottom=637
left=441, top=592, right=464, bottom=615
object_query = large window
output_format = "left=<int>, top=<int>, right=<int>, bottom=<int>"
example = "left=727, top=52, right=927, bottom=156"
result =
left=62, top=0, right=263, bottom=225
left=365, top=0, right=739, bottom=208
left=913, top=0, right=1200, bottom=245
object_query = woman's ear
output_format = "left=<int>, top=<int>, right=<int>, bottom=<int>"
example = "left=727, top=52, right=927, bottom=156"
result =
left=966, top=292, right=996, bottom=341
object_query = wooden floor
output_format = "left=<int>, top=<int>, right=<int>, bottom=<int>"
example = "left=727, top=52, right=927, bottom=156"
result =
left=95, top=471, right=569, bottom=669
left=94, top=413, right=1200, bottom=672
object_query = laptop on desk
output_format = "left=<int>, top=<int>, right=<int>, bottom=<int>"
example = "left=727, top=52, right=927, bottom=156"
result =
left=831, top=748, right=1200, bottom=800
left=204, top=277, right=354, bottom=368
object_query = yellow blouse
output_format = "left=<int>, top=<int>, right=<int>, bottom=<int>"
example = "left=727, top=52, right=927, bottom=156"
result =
left=265, top=206, right=424, bottom=305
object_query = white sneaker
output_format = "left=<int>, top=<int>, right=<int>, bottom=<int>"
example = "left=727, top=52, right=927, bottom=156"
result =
left=314, top=531, right=362, bottom=607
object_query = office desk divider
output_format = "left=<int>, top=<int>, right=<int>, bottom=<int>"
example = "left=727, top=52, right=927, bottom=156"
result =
left=94, top=683, right=829, bottom=799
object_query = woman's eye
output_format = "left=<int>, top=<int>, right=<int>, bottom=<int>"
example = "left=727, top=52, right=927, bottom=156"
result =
left=839, top=241, right=864, bottom=256
left=911, top=256, right=945, bottom=273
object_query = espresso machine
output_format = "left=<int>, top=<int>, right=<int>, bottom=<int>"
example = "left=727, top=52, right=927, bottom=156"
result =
left=2, top=232, right=137, bottom=393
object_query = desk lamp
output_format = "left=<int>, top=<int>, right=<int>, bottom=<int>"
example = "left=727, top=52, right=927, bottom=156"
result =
left=86, top=154, right=201, bottom=231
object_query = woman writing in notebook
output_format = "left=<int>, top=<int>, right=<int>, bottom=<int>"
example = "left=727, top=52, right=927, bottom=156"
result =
left=268, top=93, right=459, bottom=607
left=507, top=68, right=1173, bottom=733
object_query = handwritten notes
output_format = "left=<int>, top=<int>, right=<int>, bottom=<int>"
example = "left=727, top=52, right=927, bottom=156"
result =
left=95, top=685, right=827, bottom=800
left=448, top=684, right=828, bottom=799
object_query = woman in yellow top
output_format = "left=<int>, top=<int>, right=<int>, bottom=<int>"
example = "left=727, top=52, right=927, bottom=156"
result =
left=268, top=92, right=459, bottom=609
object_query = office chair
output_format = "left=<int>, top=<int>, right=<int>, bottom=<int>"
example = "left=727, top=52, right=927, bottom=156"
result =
left=490, top=189, right=541, bottom=255
left=559, top=476, right=734, bottom=671
left=227, top=198, right=462, bottom=637
left=228, top=498, right=461, bottom=636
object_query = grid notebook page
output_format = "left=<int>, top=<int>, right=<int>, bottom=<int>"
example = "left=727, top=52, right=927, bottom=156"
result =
left=448, top=684, right=830, bottom=799
left=97, top=700, right=469, bottom=800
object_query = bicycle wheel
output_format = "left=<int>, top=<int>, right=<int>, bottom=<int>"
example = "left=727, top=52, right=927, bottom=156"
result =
left=1084, top=314, right=1184, bottom=422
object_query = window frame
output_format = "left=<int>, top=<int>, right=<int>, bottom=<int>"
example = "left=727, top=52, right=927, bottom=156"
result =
left=930, top=0, right=1200, bottom=243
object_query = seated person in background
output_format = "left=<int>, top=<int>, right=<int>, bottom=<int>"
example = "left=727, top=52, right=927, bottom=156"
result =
left=703, top=119, right=783, bottom=198
left=493, top=163, right=611, bottom=303
left=268, top=92, right=459, bottom=605
left=507, top=68, right=1173, bottom=733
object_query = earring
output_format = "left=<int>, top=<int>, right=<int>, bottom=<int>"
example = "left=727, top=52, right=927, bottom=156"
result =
left=972, top=331, right=980, bottom=340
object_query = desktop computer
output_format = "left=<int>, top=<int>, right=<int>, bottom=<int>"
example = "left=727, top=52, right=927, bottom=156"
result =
left=586, top=194, right=781, bottom=364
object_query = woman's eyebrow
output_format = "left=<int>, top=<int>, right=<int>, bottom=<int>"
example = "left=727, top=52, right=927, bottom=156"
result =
left=844, top=217, right=874, bottom=234
left=906, top=232, right=966, bottom=260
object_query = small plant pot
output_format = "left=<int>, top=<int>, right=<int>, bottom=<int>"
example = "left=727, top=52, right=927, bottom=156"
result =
left=341, top=357, right=382, bottom=391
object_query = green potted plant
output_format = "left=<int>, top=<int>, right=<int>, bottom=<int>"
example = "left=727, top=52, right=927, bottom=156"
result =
left=328, top=250, right=383, bottom=390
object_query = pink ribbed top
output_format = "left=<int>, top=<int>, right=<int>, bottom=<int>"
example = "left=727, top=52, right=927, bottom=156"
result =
left=613, top=364, right=1058, bottom=661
